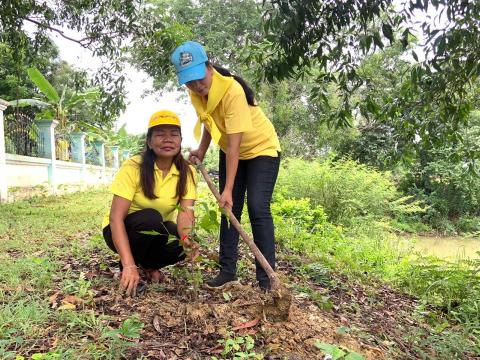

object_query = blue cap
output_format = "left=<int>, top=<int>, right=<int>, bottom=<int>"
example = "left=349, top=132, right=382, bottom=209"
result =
left=170, top=41, right=208, bottom=85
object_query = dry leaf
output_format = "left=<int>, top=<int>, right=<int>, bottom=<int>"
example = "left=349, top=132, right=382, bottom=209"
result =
left=63, top=295, right=84, bottom=304
left=204, top=345, right=224, bottom=354
left=57, top=302, right=76, bottom=310
left=232, top=318, right=259, bottom=331
left=153, top=315, right=162, bottom=333
left=203, top=324, right=215, bottom=335
left=49, top=292, right=60, bottom=306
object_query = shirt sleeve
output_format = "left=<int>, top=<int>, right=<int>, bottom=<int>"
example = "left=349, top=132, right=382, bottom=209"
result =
left=223, top=82, right=253, bottom=134
left=110, top=160, right=139, bottom=201
left=183, top=165, right=198, bottom=200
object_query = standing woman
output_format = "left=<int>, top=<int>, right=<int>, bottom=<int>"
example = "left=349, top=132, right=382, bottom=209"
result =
left=102, top=110, right=198, bottom=296
left=170, top=41, right=281, bottom=291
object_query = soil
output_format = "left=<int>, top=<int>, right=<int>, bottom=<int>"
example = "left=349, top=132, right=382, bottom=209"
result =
left=45, top=244, right=439, bottom=360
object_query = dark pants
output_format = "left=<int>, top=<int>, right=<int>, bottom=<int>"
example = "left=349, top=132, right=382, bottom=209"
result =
left=103, top=208, right=185, bottom=269
left=219, top=150, right=280, bottom=284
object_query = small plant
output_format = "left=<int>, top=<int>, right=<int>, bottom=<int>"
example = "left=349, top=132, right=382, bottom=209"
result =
left=314, top=341, right=364, bottom=360
left=292, top=285, right=333, bottom=311
left=101, top=315, right=144, bottom=356
left=62, top=272, right=95, bottom=301
left=212, top=331, right=263, bottom=360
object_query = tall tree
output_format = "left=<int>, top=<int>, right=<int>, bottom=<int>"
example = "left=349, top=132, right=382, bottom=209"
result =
left=130, top=0, right=263, bottom=91
left=250, top=0, right=480, bottom=150
left=0, top=0, right=144, bottom=118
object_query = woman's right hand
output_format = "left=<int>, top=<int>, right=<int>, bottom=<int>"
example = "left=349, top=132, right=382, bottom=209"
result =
left=188, top=148, right=205, bottom=164
left=120, top=265, right=140, bottom=297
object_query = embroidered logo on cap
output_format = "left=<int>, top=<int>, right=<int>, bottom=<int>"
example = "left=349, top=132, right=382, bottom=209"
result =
left=179, top=52, right=193, bottom=67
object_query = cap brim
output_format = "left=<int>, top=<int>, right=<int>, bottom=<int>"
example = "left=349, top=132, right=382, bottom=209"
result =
left=177, top=63, right=207, bottom=85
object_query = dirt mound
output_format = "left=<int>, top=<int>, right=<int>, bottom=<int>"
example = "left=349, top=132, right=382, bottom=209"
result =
left=92, top=268, right=384, bottom=359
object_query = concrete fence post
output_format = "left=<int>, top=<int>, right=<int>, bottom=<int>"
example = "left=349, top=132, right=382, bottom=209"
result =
left=71, top=132, right=86, bottom=182
left=93, top=140, right=105, bottom=182
left=122, top=150, right=130, bottom=163
left=111, top=146, right=119, bottom=169
left=0, top=99, right=10, bottom=203
left=35, top=120, right=58, bottom=192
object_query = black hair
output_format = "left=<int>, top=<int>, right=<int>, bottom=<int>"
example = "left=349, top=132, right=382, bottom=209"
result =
left=208, top=62, right=257, bottom=106
left=139, top=127, right=195, bottom=201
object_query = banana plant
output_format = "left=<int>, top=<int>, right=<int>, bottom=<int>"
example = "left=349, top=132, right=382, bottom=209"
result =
left=11, top=67, right=100, bottom=132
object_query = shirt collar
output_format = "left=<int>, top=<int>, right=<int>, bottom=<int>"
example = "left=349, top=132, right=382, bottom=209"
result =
left=154, top=161, right=179, bottom=176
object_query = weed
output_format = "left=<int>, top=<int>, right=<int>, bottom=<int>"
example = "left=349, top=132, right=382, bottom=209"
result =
left=62, top=272, right=95, bottom=302
left=314, top=341, right=364, bottom=360
left=101, top=315, right=144, bottom=357
left=213, top=331, right=264, bottom=359
left=292, top=285, right=333, bottom=311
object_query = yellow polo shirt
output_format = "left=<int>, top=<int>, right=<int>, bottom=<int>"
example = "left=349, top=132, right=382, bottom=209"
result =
left=102, top=155, right=197, bottom=229
left=194, top=78, right=281, bottom=160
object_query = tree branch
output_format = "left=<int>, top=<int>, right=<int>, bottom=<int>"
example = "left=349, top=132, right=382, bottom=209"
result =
left=24, top=17, right=89, bottom=47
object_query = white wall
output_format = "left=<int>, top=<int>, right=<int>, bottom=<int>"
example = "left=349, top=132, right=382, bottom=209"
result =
left=6, top=154, right=117, bottom=188
left=6, top=154, right=50, bottom=187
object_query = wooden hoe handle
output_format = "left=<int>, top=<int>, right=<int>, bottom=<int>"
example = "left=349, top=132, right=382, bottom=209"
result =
left=193, top=159, right=280, bottom=290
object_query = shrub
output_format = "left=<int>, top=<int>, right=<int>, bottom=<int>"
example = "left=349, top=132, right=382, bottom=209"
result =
left=275, top=158, right=424, bottom=226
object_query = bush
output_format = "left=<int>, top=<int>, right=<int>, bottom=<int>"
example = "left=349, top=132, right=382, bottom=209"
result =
left=456, top=216, right=480, bottom=234
left=275, top=158, right=424, bottom=226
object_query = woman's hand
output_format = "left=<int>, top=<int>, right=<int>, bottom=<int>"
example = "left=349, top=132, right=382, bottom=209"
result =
left=219, top=188, right=233, bottom=211
left=189, top=148, right=205, bottom=164
left=181, top=235, right=200, bottom=262
left=120, top=265, right=140, bottom=297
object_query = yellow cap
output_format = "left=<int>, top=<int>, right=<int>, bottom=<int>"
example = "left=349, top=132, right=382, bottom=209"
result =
left=148, top=110, right=181, bottom=129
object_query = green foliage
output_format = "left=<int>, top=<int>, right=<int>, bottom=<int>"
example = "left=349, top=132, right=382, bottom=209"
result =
left=26, top=67, right=59, bottom=103
left=253, top=0, right=480, bottom=144
left=101, top=315, right=144, bottom=356
left=14, top=66, right=100, bottom=132
left=275, top=158, right=425, bottom=226
left=1, top=0, right=139, bottom=114
left=202, top=146, right=220, bottom=172
left=62, top=272, right=95, bottom=302
left=213, top=332, right=263, bottom=360
left=314, top=342, right=364, bottom=360
left=393, top=256, right=480, bottom=330
left=131, top=0, right=262, bottom=92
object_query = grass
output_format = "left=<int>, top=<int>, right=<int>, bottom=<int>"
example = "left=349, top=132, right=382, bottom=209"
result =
left=1, top=185, right=479, bottom=359
left=0, top=188, right=144, bottom=359
left=272, top=196, right=480, bottom=358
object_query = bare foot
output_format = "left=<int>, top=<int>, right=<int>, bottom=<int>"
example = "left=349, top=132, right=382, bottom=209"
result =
left=143, top=269, right=165, bottom=283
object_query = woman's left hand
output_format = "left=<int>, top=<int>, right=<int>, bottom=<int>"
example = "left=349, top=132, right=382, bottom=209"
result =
left=181, top=235, right=200, bottom=262
left=219, top=189, right=233, bottom=211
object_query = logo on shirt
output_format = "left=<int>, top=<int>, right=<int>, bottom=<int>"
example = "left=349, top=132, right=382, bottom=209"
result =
left=179, top=52, right=193, bottom=67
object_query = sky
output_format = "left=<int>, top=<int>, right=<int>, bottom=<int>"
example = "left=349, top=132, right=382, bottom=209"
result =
left=50, top=32, right=198, bottom=147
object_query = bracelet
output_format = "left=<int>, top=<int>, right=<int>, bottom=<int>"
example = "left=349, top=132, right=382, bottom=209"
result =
left=180, top=234, right=189, bottom=243
left=123, top=265, right=137, bottom=269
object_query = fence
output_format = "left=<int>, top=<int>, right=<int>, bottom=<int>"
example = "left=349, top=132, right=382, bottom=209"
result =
left=4, top=112, right=45, bottom=157
left=0, top=99, right=121, bottom=203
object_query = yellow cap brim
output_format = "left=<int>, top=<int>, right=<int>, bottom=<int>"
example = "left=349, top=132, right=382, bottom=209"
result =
left=148, top=111, right=181, bottom=129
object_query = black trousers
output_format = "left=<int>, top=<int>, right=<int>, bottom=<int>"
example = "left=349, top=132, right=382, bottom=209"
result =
left=218, top=150, right=280, bottom=283
left=103, top=208, right=185, bottom=269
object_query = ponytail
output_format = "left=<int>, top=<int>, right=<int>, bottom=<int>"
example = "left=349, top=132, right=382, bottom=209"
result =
left=210, top=63, right=257, bottom=106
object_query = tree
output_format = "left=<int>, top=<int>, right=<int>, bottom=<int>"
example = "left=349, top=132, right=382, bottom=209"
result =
left=249, top=0, right=480, bottom=150
left=130, top=0, right=264, bottom=92
left=0, top=0, right=143, bottom=118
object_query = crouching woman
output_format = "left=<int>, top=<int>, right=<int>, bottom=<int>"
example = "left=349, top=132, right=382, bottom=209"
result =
left=102, top=110, right=198, bottom=296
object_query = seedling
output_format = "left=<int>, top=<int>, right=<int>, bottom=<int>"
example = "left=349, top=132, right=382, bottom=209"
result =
left=213, top=331, right=264, bottom=360
left=314, top=342, right=364, bottom=360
